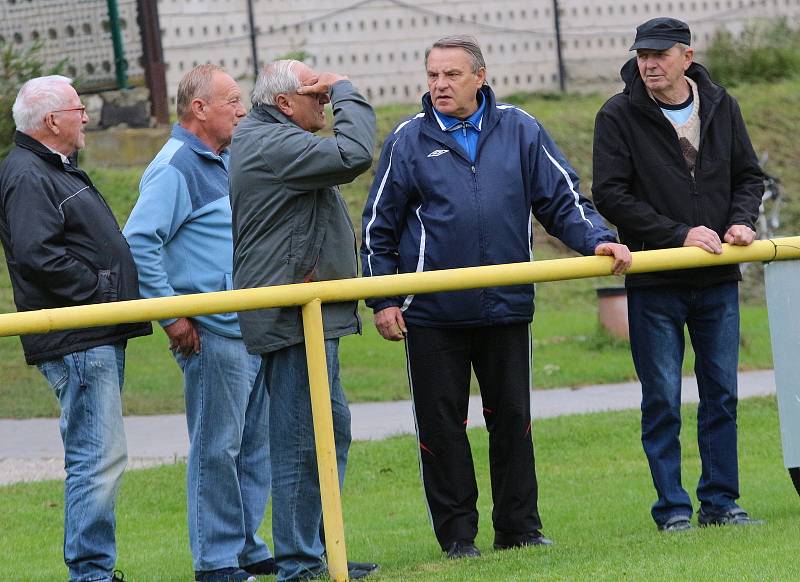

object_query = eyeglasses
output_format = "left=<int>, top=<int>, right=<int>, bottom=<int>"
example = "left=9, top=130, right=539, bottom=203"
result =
left=51, top=106, right=86, bottom=114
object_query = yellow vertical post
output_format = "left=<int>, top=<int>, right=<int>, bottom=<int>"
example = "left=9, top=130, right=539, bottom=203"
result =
left=301, top=299, right=349, bottom=582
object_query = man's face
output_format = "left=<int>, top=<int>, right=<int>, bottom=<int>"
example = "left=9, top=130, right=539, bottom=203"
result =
left=636, top=44, right=693, bottom=96
left=426, top=47, right=486, bottom=119
left=203, top=71, right=246, bottom=149
left=286, top=63, right=329, bottom=133
left=51, top=85, right=88, bottom=155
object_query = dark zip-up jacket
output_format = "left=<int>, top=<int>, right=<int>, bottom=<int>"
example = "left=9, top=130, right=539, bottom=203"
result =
left=362, top=85, right=617, bottom=327
left=592, top=59, right=763, bottom=288
left=0, top=132, right=151, bottom=364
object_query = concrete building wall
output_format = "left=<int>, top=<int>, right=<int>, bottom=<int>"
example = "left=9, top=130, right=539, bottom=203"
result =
left=157, top=0, right=800, bottom=108
left=0, top=0, right=144, bottom=90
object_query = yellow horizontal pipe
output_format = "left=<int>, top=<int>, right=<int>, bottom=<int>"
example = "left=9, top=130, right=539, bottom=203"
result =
left=1, top=236, right=798, bottom=338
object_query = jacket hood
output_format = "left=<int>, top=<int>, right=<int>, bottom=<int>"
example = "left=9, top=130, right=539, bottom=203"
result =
left=619, top=58, right=724, bottom=106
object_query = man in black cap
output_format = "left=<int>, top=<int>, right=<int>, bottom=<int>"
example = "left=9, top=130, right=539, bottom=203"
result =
left=592, top=18, right=765, bottom=532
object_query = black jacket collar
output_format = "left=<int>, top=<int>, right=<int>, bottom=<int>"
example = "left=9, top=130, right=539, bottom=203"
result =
left=620, top=58, right=725, bottom=125
left=13, top=130, right=79, bottom=167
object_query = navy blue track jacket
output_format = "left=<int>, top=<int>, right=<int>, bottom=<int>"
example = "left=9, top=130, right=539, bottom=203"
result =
left=361, top=86, right=617, bottom=328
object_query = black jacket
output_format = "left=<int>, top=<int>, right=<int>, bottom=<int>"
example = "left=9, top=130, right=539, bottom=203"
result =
left=592, top=59, right=763, bottom=288
left=0, top=132, right=151, bottom=364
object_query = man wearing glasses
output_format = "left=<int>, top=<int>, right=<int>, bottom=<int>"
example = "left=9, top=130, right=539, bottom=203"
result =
left=0, top=75, right=152, bottom=581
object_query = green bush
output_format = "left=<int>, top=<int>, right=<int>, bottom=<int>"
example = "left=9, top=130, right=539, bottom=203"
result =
left=707, top=18, right=800, bottom=86
left=0, top=42, right=67, bottom=160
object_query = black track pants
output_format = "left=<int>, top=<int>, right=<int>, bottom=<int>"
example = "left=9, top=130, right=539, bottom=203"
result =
left=405, top=323, right=543, bottom=549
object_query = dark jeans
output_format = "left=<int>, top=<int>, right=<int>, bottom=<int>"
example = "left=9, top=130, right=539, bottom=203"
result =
left=405, top=323, right=542, bottom=549
left=627, top=282, right=741, bottom=526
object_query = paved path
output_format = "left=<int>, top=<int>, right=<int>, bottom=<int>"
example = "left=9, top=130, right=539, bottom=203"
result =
left=0, top=370, right=777, bottom=485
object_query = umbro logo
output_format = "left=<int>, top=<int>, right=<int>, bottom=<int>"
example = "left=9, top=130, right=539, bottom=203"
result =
left=427, top=149, right=450, bottom=158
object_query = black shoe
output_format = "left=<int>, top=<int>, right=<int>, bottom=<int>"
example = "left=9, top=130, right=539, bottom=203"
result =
left=241, top=558, right=277, bottom=576
left=242, top=558, right=277, bottom=576
left=195, top=567, right=256, bottom=582
left=347, top=561, right=380, bottom=579
left=301, top=561, right=380, bottom=580
left=112, top=571, right=125, bottom=582
left=445, top=540, right=481, bottom=559
left=658, top=515, right=693, bottom=532
left=493, top=530, right=553, bottom=550
left=698, top=507, right=764, bottom=527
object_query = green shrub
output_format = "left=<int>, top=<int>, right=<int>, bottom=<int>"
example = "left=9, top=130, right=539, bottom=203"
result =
left=707, top=18, right=800, bottom=86
left=0, top=41, right=67, bottom=160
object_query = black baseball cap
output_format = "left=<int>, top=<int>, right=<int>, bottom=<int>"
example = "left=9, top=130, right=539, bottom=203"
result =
left=629, top=17, right=691, bottom=51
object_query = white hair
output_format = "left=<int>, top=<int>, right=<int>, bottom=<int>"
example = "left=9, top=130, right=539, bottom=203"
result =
left=12, top=75, right=75, bottom=133
left=251, top=60, right=300, bottom=107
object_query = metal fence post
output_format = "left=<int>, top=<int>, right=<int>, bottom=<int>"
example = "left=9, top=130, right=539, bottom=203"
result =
left=106, top=0, right=129, bottom=89
left=301, top=299, right=349, bottom=581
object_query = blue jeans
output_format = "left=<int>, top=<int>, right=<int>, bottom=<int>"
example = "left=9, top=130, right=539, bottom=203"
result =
left=176, top=326, right=272, bottom=571
left=260, top=339, right=351, bottom=582
left=627, top=282, right=741, bottom=526
left=37, top=344, right=128, bottom=582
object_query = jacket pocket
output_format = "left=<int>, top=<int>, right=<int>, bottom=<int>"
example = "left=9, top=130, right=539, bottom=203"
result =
left=96, top=269, right=118, bottom=302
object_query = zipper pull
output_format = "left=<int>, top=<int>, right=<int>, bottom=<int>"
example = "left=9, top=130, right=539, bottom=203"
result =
left=471, top=165, right=476, bottom=174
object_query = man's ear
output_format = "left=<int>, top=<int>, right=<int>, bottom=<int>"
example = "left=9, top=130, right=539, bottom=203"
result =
left=683, top=47, right=695, bottom=70
left=43, top=112, right=59, bottom=135
left=475, top=67, right=487, bottom=86
left=190, top=97, right=207, bottom=121
left=275, top=94, right=293, bottom=117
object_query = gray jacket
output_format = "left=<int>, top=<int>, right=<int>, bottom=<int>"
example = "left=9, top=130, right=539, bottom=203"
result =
left=229, top=80, right=376, bottom=353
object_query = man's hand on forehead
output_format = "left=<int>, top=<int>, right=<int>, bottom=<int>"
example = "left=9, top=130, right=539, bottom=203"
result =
left=296, top=72, right=347, bottom=97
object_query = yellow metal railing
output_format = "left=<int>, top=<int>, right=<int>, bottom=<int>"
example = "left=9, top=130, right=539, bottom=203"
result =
left=2, top=236, right=800, bottom=581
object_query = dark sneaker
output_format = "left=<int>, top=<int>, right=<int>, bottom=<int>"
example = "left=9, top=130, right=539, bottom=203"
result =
left=493, top=530, right=553, bottom=550
left=112, top=571, right=125, bottom=582
left=698, top=507, right=765, bottom=527
left=301, top=561, right=380, bottom=580
left=446, top=540, right=481, bottom=559
left=347, top=561, right=380, bottom=579
left=658, top=515, right=693, bottom=532
left=195, top=567, right=257, bottom=582
left=242, top=558, right=277, bottom=576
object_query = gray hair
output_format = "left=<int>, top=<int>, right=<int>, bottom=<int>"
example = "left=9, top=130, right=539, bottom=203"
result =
left=251, top=60, right=301, bottom=107
left=425, top=35, right=486, bottom=74
left=12, top=75, right=74, bottom=133
left=176, top=63, right=224, bottom=120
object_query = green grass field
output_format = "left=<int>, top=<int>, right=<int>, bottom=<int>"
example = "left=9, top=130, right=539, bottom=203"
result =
left=1, top=79, right=798, bottom=418
left=1, top=397, right=798, bottom=580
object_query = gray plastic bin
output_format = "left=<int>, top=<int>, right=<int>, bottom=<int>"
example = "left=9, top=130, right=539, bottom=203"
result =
left=764, top=260, right=800, bottom=496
